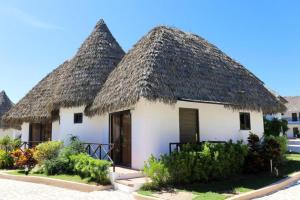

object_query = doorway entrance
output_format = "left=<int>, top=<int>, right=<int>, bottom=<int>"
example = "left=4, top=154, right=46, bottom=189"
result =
left=29, top=123, right=52, bottom=147
left=110, top=110, right=132, bottom=167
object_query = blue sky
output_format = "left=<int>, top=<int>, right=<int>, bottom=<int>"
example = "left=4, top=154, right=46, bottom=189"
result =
left=0, top=0, right=299, bottom=103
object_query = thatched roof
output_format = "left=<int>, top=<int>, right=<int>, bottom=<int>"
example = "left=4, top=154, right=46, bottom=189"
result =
left=284, top=96, right=300, bottom=113
left=51, top=19, right=125, bottom=110
left=87, top=26, right=286, bottom=115
left=0, top=91, right=14, bottom=128
left=3, top=19, right=125, bottom=125
left=3, top=61, right=69, bottom=125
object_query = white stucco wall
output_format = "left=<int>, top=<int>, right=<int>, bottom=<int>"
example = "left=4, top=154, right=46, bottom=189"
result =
left=130, top=99, right=264, bottom=169
left=0, top=128, right=21, bottom=139
left=20, top=123, right=30, bottom=142
left=52, top=120, right=60, bottom=141
left=59, top=106, right=109, bottom=144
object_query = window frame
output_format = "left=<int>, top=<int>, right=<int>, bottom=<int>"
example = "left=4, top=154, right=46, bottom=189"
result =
left=292, top=113, right=298, bottom=122
left=74, top=113, right=83, bottom=124
left=240, top=112, right=251, bottom=130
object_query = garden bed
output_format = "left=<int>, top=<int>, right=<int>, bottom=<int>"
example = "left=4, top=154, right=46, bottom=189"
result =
left=0, top=170, right=113, bottom=192
left=138, top=153, right=300, bottom=200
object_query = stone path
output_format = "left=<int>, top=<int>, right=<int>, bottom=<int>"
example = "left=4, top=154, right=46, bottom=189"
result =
left=0, top=178, right=133, bottom=200
left=255, top=180, right=300, bottom=200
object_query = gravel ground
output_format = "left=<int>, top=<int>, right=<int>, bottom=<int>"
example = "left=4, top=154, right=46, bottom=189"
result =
left=0, top=179, right=133, bottom=200
left=255, top=181, right=300, bottom=200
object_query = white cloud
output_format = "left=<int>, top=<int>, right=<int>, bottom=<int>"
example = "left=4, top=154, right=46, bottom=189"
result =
left=0, top=6, right=63, bottom=30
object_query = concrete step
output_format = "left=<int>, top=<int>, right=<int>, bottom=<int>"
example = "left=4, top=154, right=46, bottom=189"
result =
left=114, top=177, right=151, bottom=193
left=110, top=167, right=144, bottom=181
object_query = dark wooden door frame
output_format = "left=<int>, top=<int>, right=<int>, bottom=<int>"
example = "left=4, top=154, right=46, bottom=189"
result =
left=29, top=123, right=52, bottom=142
left=109, top=110, right=132, bottom=168
left=179, top=108, right=200, bottom=143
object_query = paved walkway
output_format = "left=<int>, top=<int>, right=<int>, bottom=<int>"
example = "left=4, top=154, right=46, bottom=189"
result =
left=256, top=181, right=300, bottom=200
left=0, top=179, right=133, bottom=200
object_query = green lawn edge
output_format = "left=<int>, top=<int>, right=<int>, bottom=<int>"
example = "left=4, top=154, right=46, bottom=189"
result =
left=5, top=170, right=98, bottom=185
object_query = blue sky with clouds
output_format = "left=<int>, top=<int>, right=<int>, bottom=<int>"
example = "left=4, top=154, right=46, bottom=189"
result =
left=0, top=0, right=299, bottom=102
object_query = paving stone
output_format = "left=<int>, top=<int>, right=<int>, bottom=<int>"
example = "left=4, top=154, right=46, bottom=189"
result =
left=0, top=179, right=133, bottom=200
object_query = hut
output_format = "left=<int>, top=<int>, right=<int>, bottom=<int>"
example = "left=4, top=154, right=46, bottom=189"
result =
left=3, top=22, right=286, bottom=169
left=0, top=91, right=19, bottom=137
left=86, top=26, right=286, bottom=169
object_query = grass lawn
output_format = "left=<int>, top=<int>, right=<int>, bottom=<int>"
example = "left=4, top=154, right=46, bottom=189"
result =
left=138, top=153, right=300, bottom=200
left=6, top=170, right=98, bottom=185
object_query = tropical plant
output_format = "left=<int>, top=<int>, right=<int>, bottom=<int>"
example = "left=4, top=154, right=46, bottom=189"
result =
left=11, top=148, right=37, bottom=169
left=264, top=117, right=289, bottom=136
left=0, top=149, right=14, bottom=169
left=0, top=136, right=21, bottom=152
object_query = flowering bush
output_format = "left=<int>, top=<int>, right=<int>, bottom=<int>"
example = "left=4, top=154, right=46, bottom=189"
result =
left=11, top=148, right=37, bottom=169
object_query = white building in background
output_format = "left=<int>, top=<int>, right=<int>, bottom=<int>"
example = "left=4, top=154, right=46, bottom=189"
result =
left=281, top=96, right=300, bottom=138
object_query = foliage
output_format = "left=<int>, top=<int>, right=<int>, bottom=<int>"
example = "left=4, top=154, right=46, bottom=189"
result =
left=33, top=141, right=63, bottom=164
left=143, top=155, right=170, bottom=187
left=0, top=149, right=14, bottom=169
left=245, top=133, right=287, bottom=173
left=264, top=118, right=289, bottom=137
left=11, top=148, right=37, bottom=169
left=42, top=136, right=86, bottom=175
left=0, top=136, right=21, bottom=152
left=70, top=153, right=111, bottom=184
left=143, top=141, right=248, bottom=187
left=244, top=133, right=265, bottom=173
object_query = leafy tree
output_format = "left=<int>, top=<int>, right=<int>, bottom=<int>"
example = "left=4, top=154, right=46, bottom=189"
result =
left=264, top=117, right=289, bottom=136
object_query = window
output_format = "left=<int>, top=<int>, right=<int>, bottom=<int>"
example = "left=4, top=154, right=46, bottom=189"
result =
left=74, top=113, right=83, bottom=124
left=292, top=113, right=298, bottom=121
left=240, top=112, right=251, bottom=130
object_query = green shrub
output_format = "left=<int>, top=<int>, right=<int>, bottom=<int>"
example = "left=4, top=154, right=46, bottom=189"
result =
left=0, top=136, right=21, bottom=152
left=70, top=153, right=111, bottom=184
left=263, top=136, right=285, bottom=167
left=245, top=133, right=287, bottom=173
left=143, top=141, right=248, bottom=187
left=0, top=149, right=13, bottom=169
left=144, top=155, right=170, bottom=186
left=244, top=133, right=265, bottom=173
left=33, top=141, right=63, bottom=164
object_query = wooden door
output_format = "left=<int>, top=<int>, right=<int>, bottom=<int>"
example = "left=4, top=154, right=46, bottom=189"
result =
left=110, top=111, right=132, bottom=167
left=29, top=123, right=52, bottom=146
left=179, top=108, right=199, bottom=143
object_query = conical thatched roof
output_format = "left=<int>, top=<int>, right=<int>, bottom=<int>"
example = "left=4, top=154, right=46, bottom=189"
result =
left=3, top=19, right=125, bottom=126
left=3, top=61, right=69, bottom=125
left=51, top=19, right=125, bottom=110
left=0, top=91, right=14, bottom=128
left=88, top=26, right=286, bottom=115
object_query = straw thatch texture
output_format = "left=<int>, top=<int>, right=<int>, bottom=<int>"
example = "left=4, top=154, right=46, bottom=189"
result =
left=4, top=19, right=125, bottom=126
left=88, top=26, right=286, bottom=115
left=51, top=19, right=125, bottom=110
left=3, top=61, right=69, bottom=126
left=0, top=91, right=14, bottom=128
